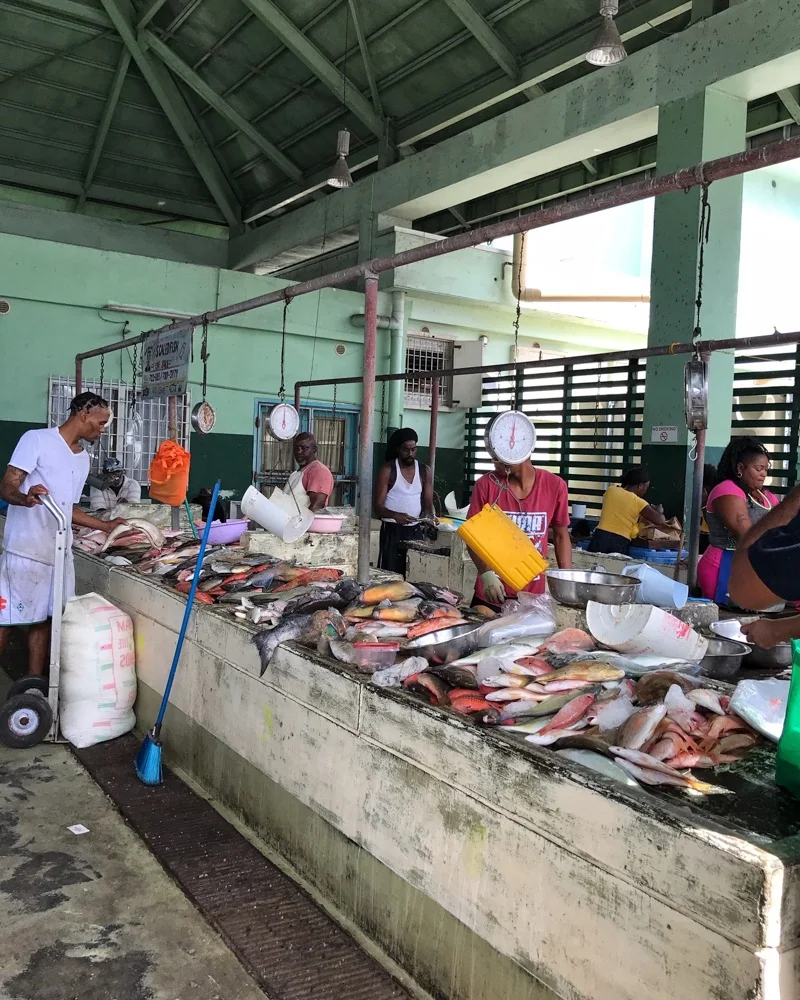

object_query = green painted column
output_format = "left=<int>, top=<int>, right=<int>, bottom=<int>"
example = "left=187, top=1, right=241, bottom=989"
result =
left=641, top=88, right=746, bottom=520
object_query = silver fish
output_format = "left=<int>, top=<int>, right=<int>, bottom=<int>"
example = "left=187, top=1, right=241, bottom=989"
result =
left=616, top=704, right=667, bottom=750
left=252, top=609, right=345, bottom=675
left=451, top=641, right=542, bottom=665
left=555, top=749, right=642, bottom=789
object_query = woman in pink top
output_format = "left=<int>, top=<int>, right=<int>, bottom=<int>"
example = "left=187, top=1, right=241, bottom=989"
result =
left=697, top=437, right=778, bottom=605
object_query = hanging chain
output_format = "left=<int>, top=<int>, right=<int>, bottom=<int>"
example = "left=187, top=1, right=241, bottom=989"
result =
left=201, top=318, right=209, bottom=402
left=279, top=295, right=291, bottom=403
left=693, top=184, right=712, bottom=347
left=99, top=352, right=105, bottom=393
left=512, top=231, right=525, bottom=410
left=130, top=341, right=138, bottom=411
left=332, top=380, right=338, bottom=419
left=380, top=379, right=387, bottom=440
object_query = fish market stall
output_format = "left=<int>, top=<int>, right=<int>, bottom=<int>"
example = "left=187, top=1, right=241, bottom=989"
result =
left=69, top=524, right=800, bottom=1000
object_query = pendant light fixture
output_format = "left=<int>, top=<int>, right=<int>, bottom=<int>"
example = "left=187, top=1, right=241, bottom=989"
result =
left=586, top=0, right=628, bottom=67
left=327, top=5, right=354, bottom=189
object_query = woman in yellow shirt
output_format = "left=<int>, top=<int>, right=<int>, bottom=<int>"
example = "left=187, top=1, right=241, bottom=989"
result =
left=588, top=466, right=665, bottom=555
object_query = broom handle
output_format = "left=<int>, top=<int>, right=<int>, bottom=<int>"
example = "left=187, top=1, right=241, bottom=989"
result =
left=155, top=479, right=221, bottom=728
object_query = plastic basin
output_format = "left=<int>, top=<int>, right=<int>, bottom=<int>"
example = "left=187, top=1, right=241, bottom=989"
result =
left=309, top=514, right=344, bottom=534
left=196, top=518, right=249, bottom=546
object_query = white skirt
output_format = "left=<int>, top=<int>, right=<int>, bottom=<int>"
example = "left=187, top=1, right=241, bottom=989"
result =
left=0, top=551, right=75, bottom=625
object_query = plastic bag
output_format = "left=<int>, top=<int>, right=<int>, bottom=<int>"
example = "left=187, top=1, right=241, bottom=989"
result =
left=149, top=439, right=190, bottom=506
left=477, top=594, right=556, bottom=647
left=730, top=678, right=790, bottom=743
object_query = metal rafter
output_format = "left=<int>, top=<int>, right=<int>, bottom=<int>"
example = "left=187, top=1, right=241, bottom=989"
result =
left=240, top=0, right=384, bottom=137
left=442, top=0, right=518, bottom=79
left=0, top=161, right=224, bottom=222
left=99, top=0, right=241, bottom=227
left=137, top=0, right=169, bottom=29
left=144, top=31, right=303, bottom=182
left=778, top=87, right=800, bottom=125
left=21, top=0, right=111, bottom=28
left=77, top=47, right=131, bottom=209
left=348, top=0, right=382, bottom=115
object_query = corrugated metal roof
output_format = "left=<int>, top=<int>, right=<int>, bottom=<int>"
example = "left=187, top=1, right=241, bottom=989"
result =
left=0, top=0, right=693, bottom=232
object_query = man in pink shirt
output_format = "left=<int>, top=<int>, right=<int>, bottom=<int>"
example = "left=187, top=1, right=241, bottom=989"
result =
left=292, top=433, right=335, bottom=511
left=467, top=459, right=573, bottom=608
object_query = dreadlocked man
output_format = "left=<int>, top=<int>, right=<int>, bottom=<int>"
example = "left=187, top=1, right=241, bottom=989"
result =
left=0, top=393, right=127, bottom=677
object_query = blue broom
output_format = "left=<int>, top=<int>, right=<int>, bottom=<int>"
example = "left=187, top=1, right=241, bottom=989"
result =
left=136, top=480, right=221, bottom=785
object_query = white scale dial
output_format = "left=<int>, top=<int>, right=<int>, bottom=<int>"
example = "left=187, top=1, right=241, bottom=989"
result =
left=267, top=402, right=301, bottom=441
left=485, top=410, right=536, bottom=466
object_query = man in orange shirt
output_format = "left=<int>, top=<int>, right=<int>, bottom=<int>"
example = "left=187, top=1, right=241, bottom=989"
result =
left=287, top=433, right=335, bottom=512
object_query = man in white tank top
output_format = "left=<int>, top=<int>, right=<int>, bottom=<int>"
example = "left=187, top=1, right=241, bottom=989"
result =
left=374, top=428, right=434, bottom=576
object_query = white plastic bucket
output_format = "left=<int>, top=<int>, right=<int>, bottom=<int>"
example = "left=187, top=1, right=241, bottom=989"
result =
left=586, top=601, right=708, bottom=659
left=572, top=503, right=587, bottom=519
left=621, top=563, right=688, bottom=609
left=241, top=486, right=314, bottom=543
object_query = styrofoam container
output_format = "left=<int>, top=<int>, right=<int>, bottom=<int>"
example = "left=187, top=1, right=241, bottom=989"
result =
left=241, top=485, right=313, bottom=543
left=197, top=518, right=248, bottom=546
left=586, top=601, right=708, bottom=659
left=309, top=514, right=344, bottom=533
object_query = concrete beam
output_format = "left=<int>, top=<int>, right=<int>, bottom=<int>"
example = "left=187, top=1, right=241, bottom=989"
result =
left=348, top=0, right=382, bottom=116
left=144, top=31, right=304, bottom=183
left=99, top=0, right=241, bottom=229
left=240, top=0, right=384, bottom=138
left=137, top=0, right=168, bottom=29
left=442, top=0, right=518, bottom=80
left=229, top=0, right=800, bottom=270
left=778, top=86, right=800, bottom=125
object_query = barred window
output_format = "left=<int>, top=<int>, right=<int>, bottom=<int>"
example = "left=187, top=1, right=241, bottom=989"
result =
left=404, top=335, right=454, bottom=408
left=48, top=376, right=191, bottom=487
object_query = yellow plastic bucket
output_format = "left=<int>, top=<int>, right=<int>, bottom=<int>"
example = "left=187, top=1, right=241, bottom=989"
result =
left=457, top=504, right=548, bottom=592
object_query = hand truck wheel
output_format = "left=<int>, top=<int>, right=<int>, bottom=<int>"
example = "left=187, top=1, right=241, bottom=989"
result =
left=0, top=692, right=54, bottom=749
left=5, top=676, right=49, bottom=702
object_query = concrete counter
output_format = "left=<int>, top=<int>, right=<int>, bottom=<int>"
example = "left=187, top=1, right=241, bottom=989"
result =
left=75, top=553, right=800, bottom=1000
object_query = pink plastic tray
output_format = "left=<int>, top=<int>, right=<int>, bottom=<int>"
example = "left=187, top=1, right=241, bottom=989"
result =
left=196, top=518, right=249, bottom=545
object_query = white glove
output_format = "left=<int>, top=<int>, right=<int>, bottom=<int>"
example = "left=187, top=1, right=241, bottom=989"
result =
left=481, top=570, right=506, bottom=605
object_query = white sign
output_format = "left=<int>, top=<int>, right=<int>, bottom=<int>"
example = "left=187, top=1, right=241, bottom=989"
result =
left=141, top=328, right=191, bottom=398
left=650, top=425, right=678, bottom=444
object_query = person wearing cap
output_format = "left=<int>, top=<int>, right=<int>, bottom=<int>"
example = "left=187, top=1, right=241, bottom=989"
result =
left=89, top=456, right=141, bottom=511
left=374, top=428, right=434, bottom=576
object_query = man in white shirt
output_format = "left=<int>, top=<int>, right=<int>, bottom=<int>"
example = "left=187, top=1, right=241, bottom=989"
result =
left=0, top=392, right=126, bottom=677
left=89, top=456, right=142, bottom=512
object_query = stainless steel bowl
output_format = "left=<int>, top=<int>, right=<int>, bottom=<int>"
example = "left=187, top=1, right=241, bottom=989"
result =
left=699, top=637, right=750, bottom=680
left=405, top=622, right=484, bottom=665
left=744, top=642, right=792, bottom=671
left=546, top=569, right=641, bottom=609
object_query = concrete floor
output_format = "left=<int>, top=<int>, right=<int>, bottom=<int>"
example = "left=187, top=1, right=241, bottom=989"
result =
left=0, top=742, right=268, bottom=1000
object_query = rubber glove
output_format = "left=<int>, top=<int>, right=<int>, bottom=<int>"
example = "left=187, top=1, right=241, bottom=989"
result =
left=480, top=570, right=506, bottom=605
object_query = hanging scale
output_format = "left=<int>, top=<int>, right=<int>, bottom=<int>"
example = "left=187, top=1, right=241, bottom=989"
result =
left=191, top=318, right=217, bottom=435
left=267, top=296, right=301, bottom=441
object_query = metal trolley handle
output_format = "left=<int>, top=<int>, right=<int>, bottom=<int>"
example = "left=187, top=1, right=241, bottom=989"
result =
left=39, top=492, right=68, bottom=741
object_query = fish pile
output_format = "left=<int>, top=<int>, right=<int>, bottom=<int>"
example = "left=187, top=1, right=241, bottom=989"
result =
left=389, top=627, right=762, bottom=796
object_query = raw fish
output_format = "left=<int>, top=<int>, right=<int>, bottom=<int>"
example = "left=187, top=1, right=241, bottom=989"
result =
left=407, top=617, right=468, bottom=639
left=538, top=693, right=596, bottom=736
left=542, top=629, right=595, bottom=654
left=404, top=673, right=449, bottom=705
left=450, top=642, right=542, bottom=665
left=481, top=674, right=531, bottom=689
left=362, top=581, right=419, bottom=604
left=252, top=609, right=345, bottom=675
left=616, top=704, right=668, bottom=750
left=374, top=599, right=421, bottom=622
left=511, top=656, right=553, bottom=676
left=536, top=662, right=624, bottom=684
left=635, top=670, right=699, bottom=705
left=485, top=688, right=548, bottom=702
left=412, top=583, right=461, bottom=605
left=613, top=757, right=730, bottom=795
left=449, top=695, right=494, bottom=715
left=687, top=689, right=726, bottom=716
left=555, top=749, right=642, bottom=789
left=426, top=663, right=478, bottom=689
left=525, top=723, right=588, bottom=746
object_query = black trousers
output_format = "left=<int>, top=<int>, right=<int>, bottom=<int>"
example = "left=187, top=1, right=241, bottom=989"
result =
left=587, top=528, right=631, bottom=555
left=378, top=521, right=424, bottom=576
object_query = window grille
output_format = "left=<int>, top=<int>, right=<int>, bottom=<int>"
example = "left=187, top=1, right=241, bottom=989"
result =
left=405, top=335, right=454, bottom=408
left=48, top=377, right=191, bottom=487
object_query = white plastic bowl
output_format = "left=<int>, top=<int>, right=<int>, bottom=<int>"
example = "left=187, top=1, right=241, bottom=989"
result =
left=309, top=514, right=344, bottom=534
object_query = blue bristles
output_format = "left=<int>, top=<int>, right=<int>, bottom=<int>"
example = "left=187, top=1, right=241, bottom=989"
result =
left=135, top=732, right=163, bottom=786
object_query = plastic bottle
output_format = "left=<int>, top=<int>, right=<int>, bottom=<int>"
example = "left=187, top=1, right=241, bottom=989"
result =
left=776, top=639, right=800, bottom=797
